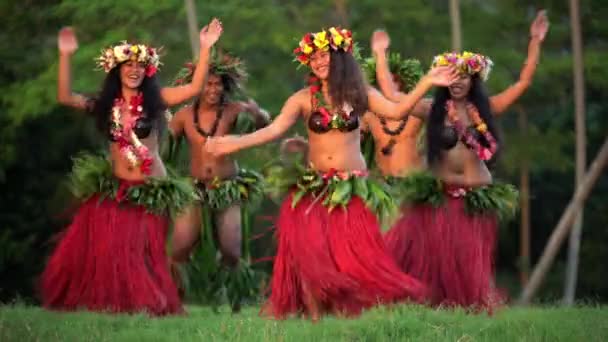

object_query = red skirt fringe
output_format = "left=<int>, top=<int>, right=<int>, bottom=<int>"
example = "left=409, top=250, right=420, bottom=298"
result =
left=261, top=192, right=426, bottom=319
left=41, top=195, right=183, bottom=316
left=384, top=196, right=503, bottom=311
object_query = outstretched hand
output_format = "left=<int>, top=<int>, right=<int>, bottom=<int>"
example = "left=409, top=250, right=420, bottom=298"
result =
left=427, top=66, right=460, bottom=87
left=204, top=135, right=240, bottom=157
left=58, top=27, right=78, bottom=55
left=200, top=18, right=223, bottom=49
left=530, top=10, right=549, bottom=42
left=371, top=30, right=390, bottom=53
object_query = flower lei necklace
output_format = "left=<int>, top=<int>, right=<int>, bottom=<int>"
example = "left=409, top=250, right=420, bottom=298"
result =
left=445, top=100, right=497, bottom=161
left=309, top=76, right=352, bottom=129
left=110, top=93, right=153, bottom=175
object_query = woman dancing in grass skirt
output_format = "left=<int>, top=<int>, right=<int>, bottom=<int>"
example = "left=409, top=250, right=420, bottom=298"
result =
left=382, top=11, right=549, bottom=311
left=41, top=19, right=223, bottom=315
left=205, top=27, right=459, bottom=320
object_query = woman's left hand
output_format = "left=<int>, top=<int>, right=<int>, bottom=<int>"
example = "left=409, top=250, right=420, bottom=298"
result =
left=205, top=135, right=240, bottom=157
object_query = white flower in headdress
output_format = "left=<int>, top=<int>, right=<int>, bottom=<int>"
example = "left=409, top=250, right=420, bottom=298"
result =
left=137, top=45, right=148, bottom=62
left=113, top=45, right=128, bottom=62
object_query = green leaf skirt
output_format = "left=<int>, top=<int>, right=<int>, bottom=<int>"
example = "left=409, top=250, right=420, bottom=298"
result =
left=68, top=152, right=198, bottom=218
left=264, top=161, right=397, bottom=222
left=385, top=170, right=519, bottom=222
left=194, top=168, right=264, bottom=211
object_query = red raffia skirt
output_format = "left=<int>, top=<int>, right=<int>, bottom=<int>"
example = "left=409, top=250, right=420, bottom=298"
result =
left=261, top=192, right=427, bottom=319
left=384, top=187, right=503, bottom=311
left=41, top=194, right=183, bottom=316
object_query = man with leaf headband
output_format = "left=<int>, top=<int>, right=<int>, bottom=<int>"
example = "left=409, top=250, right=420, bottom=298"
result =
left=167, top=49, right=270, bottom=312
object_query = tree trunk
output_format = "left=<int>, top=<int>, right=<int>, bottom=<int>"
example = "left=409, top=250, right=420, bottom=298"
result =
left=517, top=107, right=530, bottom=286
left=564, top=0, right=586, bottom=306
left=449, top=0, right=462, bottom=51
left=184, top=0, right=200, bottom=59
left=519, top=137, right=608, bottom=304
left=334, top=0, right=349, bottom=27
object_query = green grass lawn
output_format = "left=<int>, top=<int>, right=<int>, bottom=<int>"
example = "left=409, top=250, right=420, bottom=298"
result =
left=1, top=304, right=606, bottom=341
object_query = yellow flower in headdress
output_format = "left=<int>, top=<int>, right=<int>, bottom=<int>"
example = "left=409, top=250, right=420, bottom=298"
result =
left=97, top=41, right=161, bottom=74
left=431, top=51, right=493, bottom=81
left=329, top=27, right=344, bottom=46
left=300, top=41, right=314, bottom=54
left=313, top=31, right=329, bottom=50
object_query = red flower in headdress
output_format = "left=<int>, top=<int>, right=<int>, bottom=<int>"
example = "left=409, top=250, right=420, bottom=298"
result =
left=145, top=65, right=157, bottom=77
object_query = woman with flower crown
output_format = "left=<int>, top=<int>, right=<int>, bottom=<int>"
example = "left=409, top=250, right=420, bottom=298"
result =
left=281, top=54, right=426, bottom=176
left=40, top=19, right=223, bottom=316
left=378, top=11, right=549, bottom=310
left=205, top=27, right=458, bottom=320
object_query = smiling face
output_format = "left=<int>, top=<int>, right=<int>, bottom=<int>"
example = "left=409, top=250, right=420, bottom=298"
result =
left=200, top=73, right=224, bottom=106
left=119, top=60, right=146, bottom=89
left=309, top=50, right=331, bottom=80
left=448, top=73, right=472, bottom=100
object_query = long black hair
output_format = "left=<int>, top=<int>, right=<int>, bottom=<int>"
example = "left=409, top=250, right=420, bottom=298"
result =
left=327, top=49, right=368, bottom=118
left=426, top=74, right=501, bottom=166
left=90, top=63, right=167, bottom=136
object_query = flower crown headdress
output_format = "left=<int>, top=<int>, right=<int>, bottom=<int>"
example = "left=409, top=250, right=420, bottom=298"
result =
left=431, top=51, right=493, bottom=81
left=293, top=27, right=355, bottom=65
left=172, top=49, right=247, bottom=97
left=96, top=41, right=161, bottom=77
left=362, top=53, right=424, bottom=92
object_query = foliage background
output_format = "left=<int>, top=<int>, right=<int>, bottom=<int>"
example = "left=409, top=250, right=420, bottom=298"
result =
left=0, top=0, right=606, bottom=303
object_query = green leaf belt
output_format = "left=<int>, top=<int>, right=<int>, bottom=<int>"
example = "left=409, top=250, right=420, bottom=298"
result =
left=68, top=153, right=198, bottom=217
left=193, top=169, right=264, bottom=211
left=388, top=171, right=519, bottom=222
left=264, top=162, right=397, bottom=221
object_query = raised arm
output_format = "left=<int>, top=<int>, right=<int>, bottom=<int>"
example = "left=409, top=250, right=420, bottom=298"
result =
left=237, top=99, right=271, bottom=129
left=56, top=27, right=90, bottom=110
left=161, top=18, right=223, bottom=107
left=205, top=91, right=304, bottom=156
left=367, top=66, right=458, bottom=120
left=491, top=10, right=549, bottom=115
left=371, top=30, right=402, bottom=102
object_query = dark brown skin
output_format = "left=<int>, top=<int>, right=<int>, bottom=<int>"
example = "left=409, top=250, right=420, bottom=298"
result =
left=361, top=112, right=425, bottom=176
left=169, top=73, right=270, bottom=269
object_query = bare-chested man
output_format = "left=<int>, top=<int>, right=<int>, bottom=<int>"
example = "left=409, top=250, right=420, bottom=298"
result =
left=168, top=52, right=269, bottom=305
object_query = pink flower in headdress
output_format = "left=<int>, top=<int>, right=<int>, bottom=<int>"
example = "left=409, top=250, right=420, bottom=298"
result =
left=145, top=65, right=157, bottom=77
